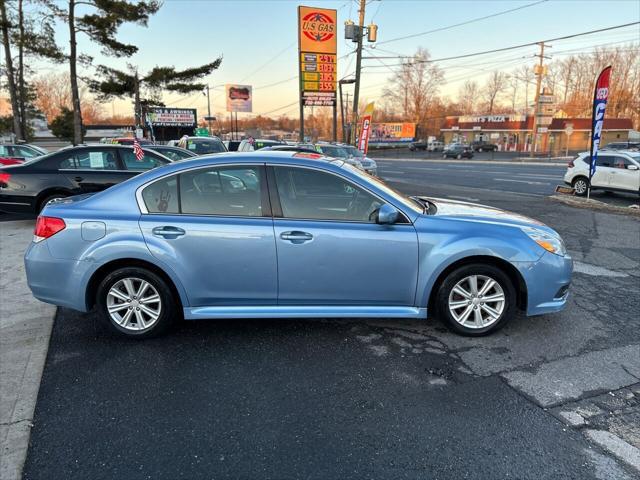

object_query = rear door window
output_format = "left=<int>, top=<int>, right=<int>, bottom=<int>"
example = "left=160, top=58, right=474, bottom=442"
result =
left=120, top=149, right=168, bottom=171
left=596, top=156, right=614, bottom=168
left=141, top=176, right=179, bottom=214
left=180, top=166, right=262, bottom=216
left=58, top=150, right=120, bottom=170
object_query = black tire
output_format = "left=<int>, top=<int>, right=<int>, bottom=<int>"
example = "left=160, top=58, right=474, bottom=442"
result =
left=572, top=176, right=589, bottom=196
left=435, top=263, right=517, bottom=336
left=38, top=193, right=68, bottom=213
left=96, top=267, right=178, bottom=338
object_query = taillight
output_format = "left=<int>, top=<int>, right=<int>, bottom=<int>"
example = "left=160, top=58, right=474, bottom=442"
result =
left=568, top=159, right=574, bottom=168
left=0, top=172, right=10, bottom=186
left=33, top=216, right=66, bottom=243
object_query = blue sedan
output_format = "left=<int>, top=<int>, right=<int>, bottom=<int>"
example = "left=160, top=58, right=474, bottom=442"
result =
left=24, top=152, right=572, bottom=338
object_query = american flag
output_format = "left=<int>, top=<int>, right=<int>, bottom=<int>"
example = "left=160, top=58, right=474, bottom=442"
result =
left=133, top=138, right=145, bottom=162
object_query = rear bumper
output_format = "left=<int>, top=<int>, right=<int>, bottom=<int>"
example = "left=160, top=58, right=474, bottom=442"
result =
left=0, top=193, right=36, bottom=214
left=24, top=240, right=91, bottom=312
left=518, top=251, right=573, bottom=316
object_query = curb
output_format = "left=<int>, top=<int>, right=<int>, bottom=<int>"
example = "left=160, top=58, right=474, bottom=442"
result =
left=548, top=194, right=640, bottom=216
left=0, top=220, right=56, bottom=480
left=371, top=157, right=567, bottom=167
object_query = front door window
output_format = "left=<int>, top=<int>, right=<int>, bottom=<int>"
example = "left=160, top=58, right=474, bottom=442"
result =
left=273, top=167, right=382, bottom=222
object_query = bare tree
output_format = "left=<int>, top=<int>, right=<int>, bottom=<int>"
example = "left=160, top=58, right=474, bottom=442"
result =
left=382, top=47, right=444, bottom=130
left=458, top=80, right=479, bottom=114
left=515, top=64, right=535, bottom=112
left=482, top=70, right=507, bottom=114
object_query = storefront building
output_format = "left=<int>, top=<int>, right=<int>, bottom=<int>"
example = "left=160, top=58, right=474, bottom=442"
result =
left=441, top=115, right=633, bottom=154
left=145, top=108, right=198, bottom=142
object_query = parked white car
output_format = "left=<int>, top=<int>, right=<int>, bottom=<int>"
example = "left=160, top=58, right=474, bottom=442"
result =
left=564, top=151, right=640, bottom=196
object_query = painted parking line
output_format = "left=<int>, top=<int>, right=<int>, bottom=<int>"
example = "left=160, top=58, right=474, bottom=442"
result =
left=494, top=178, right=551, bottom=185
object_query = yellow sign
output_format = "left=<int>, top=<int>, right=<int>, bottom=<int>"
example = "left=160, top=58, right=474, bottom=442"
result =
left=298, top=6, right=337, bottom=54
left=299, top=6, right=337, bottom=107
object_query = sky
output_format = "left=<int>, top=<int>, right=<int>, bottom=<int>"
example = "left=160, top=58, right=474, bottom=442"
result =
left=41, top=0, right=640, bottom=120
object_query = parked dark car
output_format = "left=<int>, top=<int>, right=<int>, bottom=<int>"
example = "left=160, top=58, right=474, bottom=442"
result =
left=409, top=140, right=428, bottom=151
left=224, top=140, right=241, bottom=152
left=145, top=145, right=197, bottom=162
left=443, top=145, right=474, bottom=159
left=0, top=145, right=170, bottom=214
left=470, top=141, right=498, bottom=152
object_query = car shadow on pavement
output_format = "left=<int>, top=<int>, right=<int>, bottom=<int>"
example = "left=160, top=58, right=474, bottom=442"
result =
left=22, top=307, right=609, bottom=480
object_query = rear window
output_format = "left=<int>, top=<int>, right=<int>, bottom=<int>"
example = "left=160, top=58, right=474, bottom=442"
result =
left=185, top=139, right=226, bottom=154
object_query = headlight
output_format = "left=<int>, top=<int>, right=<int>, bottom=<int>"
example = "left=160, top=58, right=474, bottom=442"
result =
left=522, top=227, right=566, bottom=256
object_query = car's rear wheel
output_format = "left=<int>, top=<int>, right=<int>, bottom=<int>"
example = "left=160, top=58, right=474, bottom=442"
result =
left=478, top=148, right=483, bottom=152
left=456, top=154, right=462, bottom=159
left=572, top=177, right=589, bottom=196
left=435, top=264, right=516, bottom=336
left=96, top=267, right=177, bottom=338
left=38, top=193, right=67, bottom=212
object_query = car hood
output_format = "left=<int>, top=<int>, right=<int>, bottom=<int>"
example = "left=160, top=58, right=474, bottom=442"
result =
left=419, top=196, right=550, bottom=230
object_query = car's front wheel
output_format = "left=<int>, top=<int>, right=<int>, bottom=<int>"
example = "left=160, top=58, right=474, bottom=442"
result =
left=572, top=176, right=589, bottom=196
left=96, top=267, right=178, bottom=338
left=435, top=264, right=516, bottom=336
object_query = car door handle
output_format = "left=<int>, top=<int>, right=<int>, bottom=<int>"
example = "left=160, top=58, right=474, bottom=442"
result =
left=280, top=231, right=313, bottom=243
left=74, top=176, right=83, bottom=182
left=152, top=226, right=186, bottom=239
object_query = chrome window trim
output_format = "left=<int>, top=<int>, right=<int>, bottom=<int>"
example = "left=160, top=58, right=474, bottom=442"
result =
left=135, top=161, right=414, bottom=222
left=59, top=168, right=128, bottom=173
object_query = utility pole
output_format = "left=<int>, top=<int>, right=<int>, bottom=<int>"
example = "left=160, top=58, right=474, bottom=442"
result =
left=351, top=0, right=366, bottom=145
left=205, top=85, right=212, bottom=133
left=532, top=41, right=548, bottom=154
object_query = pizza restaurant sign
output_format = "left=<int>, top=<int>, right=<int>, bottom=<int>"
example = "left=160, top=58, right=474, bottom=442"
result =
left=459, top=115, right=526, bottom=123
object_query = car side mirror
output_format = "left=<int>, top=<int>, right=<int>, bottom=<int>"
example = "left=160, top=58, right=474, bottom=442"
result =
left=627, top=164, right=639, bottom=171
left=377, top=203, right=399, bottom=224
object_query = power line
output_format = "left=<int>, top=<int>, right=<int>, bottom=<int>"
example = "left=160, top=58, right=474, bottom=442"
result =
left=256, top=101, right=299, bottom=116
left=364, top=22, right=640, bottom=67
left=239, top=41, right=297, bottom=84
left=377, top=0, right=549, bottom=45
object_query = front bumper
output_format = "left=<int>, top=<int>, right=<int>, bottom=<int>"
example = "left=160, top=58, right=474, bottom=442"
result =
left=517, top=251, right=573, bottom=316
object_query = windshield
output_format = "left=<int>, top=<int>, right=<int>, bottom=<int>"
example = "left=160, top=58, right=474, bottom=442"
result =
left=318, top=146, right=349, bottom=158
left=339, top=162, right=423, bottom=215
left=345, top=146, right=364, bottom=158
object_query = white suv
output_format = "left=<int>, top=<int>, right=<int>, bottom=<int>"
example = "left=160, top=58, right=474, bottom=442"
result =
left=564, top=151, right=640, bottom=196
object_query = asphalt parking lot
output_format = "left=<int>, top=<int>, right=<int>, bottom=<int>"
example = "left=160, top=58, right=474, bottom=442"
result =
left=14, top=160, right=640, bottom=479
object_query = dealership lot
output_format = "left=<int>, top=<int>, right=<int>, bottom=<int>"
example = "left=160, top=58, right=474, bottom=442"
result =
left=3, top=160, right=638, bottom=479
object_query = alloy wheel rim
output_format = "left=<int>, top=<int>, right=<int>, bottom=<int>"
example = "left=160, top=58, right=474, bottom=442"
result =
left=575, top=180, right=587, bottom=194
left=106, top=277, right=161, bottom=331
left=448, top=275, right=505, bottom=329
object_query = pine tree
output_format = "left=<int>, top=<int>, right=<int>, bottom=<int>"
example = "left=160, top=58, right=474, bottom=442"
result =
left=42, top=0, right=161, bottom=144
